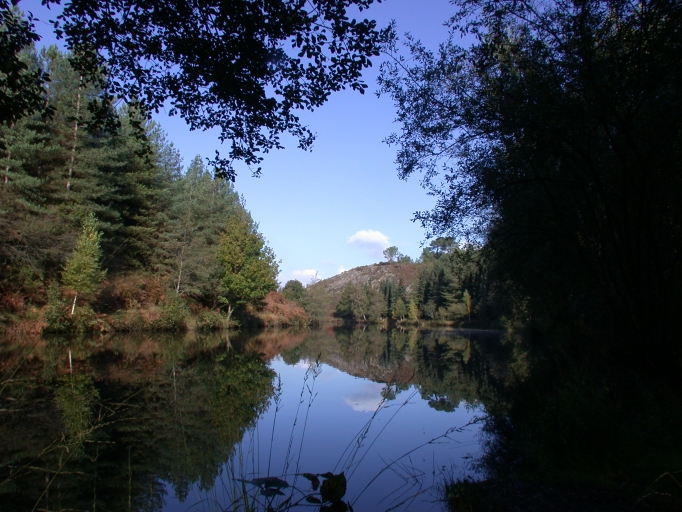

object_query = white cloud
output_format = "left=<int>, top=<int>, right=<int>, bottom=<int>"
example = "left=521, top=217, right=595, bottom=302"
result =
left=337, top=266, right=348, bottom=275
left=289, top=269, right=319, bottom=285
left=347, top=229, right=391, bottom=258
left=344, top=383, right=385, bottom=412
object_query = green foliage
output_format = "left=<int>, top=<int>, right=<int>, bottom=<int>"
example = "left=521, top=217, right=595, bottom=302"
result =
left=407, top=300, right=419, bottom=323
left=392, top=298, right=408, bottom=321
left=110, top=307, right=146, bottom=332
left=157, top=155, right=240, bottom=301
left=414, top=244, right=484, bottom=322
left=0, top=46, right=285, bottom=330
left=382, top=245, right=412, bottom=263
left=335, top=282, right=383, bottom=322
left=54, top=373, right=99, bottom=451
left=301, top=281, right=335, bottom=323
left=154, top=294, right=189, bottom=331
left=38, top=0, right=390, bottom=177
left=0, top=4, right=48, bottom=126
left=44, top=282, right=67, bottom=332
left=380, top=0, right=682, bottom=379
left=216, top=209, right=279, bottom=320
left=281, top=279, right=305, bottom=305
left=62, top=213, right=106, bottom=303
left=194, top=308, right=227, bottom=331
left=382, top=246, right=400, bottom=262
left=1, top=47, right=176, bottom=289
left=379, top=278, right=407, bottom=321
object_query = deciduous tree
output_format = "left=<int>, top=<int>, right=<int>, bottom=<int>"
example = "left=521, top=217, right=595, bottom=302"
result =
left=0, top=3, right=48, bottom=127
left=216, top=209, right=279, bottom=324
left=282, top=279, right=305, bottom=305
left=62, top=212, right=105, bottom=315
left=380, top=0, right=682, bottom=378
left=35, top=0, right=389, bottom=178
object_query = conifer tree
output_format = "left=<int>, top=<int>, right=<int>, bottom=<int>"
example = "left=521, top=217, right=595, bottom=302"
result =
left=159, top=155, right=240, bottom=301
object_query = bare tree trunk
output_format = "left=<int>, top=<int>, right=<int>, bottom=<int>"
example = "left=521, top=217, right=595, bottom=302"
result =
left=66, top=76, right=82, bottom=191
left=71, top=293, right=78, bottom=316
left=175, top=254, right=183, bottom=294
left=225, top=305, right=233, bottom=350
left=226, top=304, right=233, bottom=328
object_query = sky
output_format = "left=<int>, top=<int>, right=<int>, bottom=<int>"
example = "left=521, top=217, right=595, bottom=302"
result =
left=21, top=0, right=458, bottom=285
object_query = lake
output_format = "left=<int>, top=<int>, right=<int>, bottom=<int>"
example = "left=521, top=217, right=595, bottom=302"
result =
left=0, top=326, right=504, bottom=512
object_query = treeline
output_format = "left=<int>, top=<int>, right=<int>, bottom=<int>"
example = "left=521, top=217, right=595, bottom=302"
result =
left=1, top=47, right=279, bottom=332
left=282, top=238, right=511, bottom=327
left=378, top=0, right=682, bottom=388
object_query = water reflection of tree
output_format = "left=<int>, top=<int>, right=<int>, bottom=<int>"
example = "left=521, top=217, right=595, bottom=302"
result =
left=278, top=327, right=509, bottom=413
left=476, top=350, right=682, bottom=488
left=411, top=330, right=508, bottom=412
left=0, top=336, right=275, bottom=511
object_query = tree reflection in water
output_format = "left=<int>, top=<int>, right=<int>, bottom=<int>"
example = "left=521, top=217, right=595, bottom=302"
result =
left=0, top=331, right=275, bottom=511
left=0, top=327, right=527, bottom=511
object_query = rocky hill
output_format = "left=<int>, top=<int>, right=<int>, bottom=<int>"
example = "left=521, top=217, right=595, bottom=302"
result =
left=315, top=262, right=421, bottom=296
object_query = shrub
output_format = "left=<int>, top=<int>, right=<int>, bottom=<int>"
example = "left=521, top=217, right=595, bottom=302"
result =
left=153, top=294, right=189, bottom=331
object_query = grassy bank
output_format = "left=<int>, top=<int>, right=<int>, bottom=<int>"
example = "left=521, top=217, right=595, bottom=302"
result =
left=0, top=273, right=310, bottom=336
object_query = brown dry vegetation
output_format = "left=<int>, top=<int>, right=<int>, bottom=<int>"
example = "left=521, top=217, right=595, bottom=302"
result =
left=248, top=291, right=309, bottom=328
left=99, top=274, right=166, bottom=311
left=243, top=329, right=309, bottom=359
left=0, top=285, right=310, bottom=335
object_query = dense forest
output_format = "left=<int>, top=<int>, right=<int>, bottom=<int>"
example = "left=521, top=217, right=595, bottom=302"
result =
left=3, top=0, right=682, bottom=509
left=1, top=46, right=281, bottom=333
left=378, top=0, right=682, bottom=387
left=281, top=239, right=510, bottom=328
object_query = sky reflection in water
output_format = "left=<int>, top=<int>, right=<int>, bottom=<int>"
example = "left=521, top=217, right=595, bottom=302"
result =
left=164, top=353, right=484, bottom=512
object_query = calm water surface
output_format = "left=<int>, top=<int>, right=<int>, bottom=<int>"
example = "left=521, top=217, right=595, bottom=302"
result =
left=0, top=327, right=502, bottom=512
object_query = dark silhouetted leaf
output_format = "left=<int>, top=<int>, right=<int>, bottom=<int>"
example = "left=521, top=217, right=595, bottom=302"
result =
left=260, top=488, right=285, bottom=497
left=251, top=476, right=289, bottom=489
left=320, top=472, right=346, bottom=503
left=301, top=472, right=320, bottom=491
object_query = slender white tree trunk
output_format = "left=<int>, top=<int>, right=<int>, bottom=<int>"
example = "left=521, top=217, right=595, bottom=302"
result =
left=66, top=76, right=82, bottom=191
left=226, top=304, right=233, bottom=328
left=71, top=293, right=78, bottom=316
left=175, top=256, right=183, bottom=294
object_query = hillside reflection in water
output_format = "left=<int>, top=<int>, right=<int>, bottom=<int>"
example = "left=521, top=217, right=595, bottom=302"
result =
left=0, top=327, right=503, bottom=512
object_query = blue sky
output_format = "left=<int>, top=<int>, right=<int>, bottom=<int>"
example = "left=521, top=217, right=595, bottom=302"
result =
left=22, top=0, right=458, bottom=284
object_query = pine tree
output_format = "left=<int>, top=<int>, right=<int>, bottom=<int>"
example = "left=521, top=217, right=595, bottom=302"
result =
left=159, top=155, right=241, bottom=301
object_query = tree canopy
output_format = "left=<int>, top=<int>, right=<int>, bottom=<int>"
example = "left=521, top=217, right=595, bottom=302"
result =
left=5, top=0, right=390, bottom=178
left=0, top=3, right=48, bottom=127
left=1, top=46, right=283, bottom=329
left=379, top=0, right=682, bottom=380
left=62, top=212, right=105, bottom=313
left=216, top=209, right=279, bottom=321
